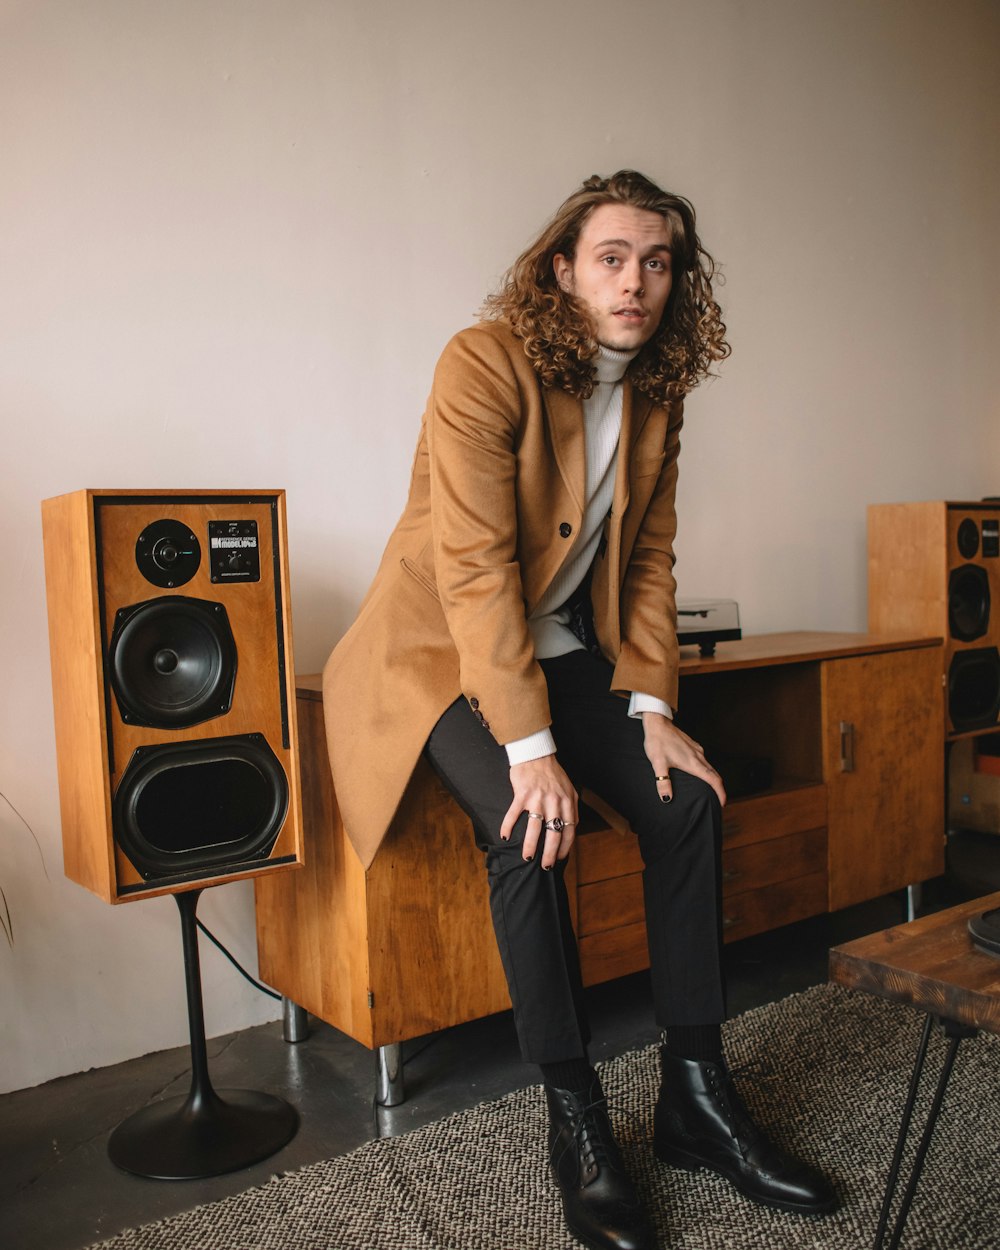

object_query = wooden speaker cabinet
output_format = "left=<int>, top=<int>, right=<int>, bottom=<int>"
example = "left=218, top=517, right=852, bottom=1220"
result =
left=869, top=501, right=1000, bottom=738
left=41, top=489, right=303, bottom=903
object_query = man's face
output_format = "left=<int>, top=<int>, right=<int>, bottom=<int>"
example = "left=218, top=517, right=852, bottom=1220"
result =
left=553, top=203, right=674, bottom=352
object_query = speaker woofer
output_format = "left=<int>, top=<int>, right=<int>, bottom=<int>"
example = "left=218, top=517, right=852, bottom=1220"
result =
left=113, top=734, right=289, bottom=881
left=948, top=564, right=990, bottom=642
left=109, top=596, right=237, bottom=729
left=948, top=648, right=1000, bottom=732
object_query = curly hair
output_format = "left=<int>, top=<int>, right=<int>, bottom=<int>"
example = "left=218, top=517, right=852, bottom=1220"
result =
left=482, top=170, right=731, bottom=405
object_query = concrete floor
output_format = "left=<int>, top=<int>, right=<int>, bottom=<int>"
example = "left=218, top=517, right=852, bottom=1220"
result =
left=4, top=831, right=998, bottom=1250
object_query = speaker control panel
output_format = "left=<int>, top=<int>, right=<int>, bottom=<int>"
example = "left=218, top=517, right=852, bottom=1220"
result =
left=209, top=520, right=261, bottom=583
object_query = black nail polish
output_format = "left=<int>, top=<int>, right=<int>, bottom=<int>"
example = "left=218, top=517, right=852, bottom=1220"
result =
left=542, top=863, right=553, bottom=872
left=660, top=794, right=672, bottom=804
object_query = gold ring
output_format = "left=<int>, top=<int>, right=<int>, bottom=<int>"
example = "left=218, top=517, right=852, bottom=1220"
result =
left=655, top=775, right=670, bottom=782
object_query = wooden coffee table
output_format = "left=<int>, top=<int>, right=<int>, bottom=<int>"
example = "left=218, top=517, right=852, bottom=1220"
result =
left=830, top=892, right=1000, bottom=1249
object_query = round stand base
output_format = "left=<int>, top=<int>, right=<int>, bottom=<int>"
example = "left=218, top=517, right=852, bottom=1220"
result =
left=108, top=1088, right=298, bottom=1180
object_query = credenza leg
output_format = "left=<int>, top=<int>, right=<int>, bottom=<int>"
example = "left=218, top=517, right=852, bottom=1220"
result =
left=376, top=1043, right=405, bottom=1106
left=905, top=883, right=923, bottom=923
left=282, top=998, right=309, bottom=1043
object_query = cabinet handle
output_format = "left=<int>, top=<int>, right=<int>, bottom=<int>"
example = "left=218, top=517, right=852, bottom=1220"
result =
left=722, top=915, right=738, bottom=930
left=839, top=721, right=855, bottom=773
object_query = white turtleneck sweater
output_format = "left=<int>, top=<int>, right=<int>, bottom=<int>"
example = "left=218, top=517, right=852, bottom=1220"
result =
left=506, top=345, right=672, bottom=766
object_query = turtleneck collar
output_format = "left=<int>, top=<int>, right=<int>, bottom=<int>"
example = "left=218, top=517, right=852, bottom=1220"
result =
left=593, top=344, right=639, bottom=385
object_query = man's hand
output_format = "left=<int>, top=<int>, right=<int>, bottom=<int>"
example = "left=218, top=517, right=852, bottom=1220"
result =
left=501, top=755, right=579, bottom=869
left=642, top=712, right=726, bottom=807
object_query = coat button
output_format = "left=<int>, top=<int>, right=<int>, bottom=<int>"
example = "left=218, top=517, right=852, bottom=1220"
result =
left=559, top=522, right=572, bottom=538
left=469, top=697, right=480, bottom=710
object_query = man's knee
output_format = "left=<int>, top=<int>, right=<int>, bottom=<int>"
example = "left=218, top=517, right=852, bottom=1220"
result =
left=636, top=770, right=721, bottom=867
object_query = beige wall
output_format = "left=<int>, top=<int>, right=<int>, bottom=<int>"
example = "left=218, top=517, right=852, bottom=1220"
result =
left=1, top=0, right=998, bottom=1093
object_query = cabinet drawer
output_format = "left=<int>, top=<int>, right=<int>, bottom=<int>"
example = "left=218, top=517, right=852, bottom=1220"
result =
left=579, top=867, right=829, bottom=985
left=722, top=828, right=827, bottom=896
left=575, top=783, right=828, bottom=886
left=721, top=785, right=827, bottom=849
left=579, top=920, right=649, bottom=986
left=578, top=873, right=644, bottom=937
left=720, top=872, right=828, bottom=942
left=578, top=825, right=827, bottom=939
left=576, top=827, right=642, bottom=884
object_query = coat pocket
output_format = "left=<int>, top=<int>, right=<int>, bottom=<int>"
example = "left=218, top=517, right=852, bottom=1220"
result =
left=400, top=555, right=440, bottom=598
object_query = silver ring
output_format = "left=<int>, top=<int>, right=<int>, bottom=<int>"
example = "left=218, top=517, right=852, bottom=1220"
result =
left=528, top=811, right=544, bottom=821
left=544, top=817, right=565, bottom=833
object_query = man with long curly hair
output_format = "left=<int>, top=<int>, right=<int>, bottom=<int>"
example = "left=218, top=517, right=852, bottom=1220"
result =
left=323, top=171, right=836, bottom=1249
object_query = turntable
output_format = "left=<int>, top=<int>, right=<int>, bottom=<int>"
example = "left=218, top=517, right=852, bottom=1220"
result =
left=676, top=599, right=741, bottom=657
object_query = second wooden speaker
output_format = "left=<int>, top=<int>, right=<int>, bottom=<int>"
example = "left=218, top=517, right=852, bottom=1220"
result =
left=868, top=499, right=1000, bottom=736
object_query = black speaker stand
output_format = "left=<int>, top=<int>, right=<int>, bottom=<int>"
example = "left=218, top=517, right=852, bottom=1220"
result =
left=107, top=887, right=298, bottom=1179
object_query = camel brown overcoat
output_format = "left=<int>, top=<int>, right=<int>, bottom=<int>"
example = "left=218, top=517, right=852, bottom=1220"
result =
left=322, top=319, right=684, bottom=868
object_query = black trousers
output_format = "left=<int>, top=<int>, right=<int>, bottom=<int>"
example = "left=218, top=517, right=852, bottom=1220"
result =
left=425, top=651, right=726, bottom=1065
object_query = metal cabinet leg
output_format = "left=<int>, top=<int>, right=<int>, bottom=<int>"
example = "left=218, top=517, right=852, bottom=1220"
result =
left=376, top=1043, right=405, bottom=1106
left=905, top=883, right=923, bottom=923
left=282, top=998, right=309, bottom=1043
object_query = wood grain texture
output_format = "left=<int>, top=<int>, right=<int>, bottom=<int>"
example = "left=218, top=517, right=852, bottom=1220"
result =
left=676, top=630, right=941, bottom=675
left=256, top=713, right=510, bottom=1049
left=720, top=872, right=828, bottom=943
left=824, top=647, right=945, bottom=910
left=721, top=828, right=827, bottom=897
left=579, top=919, right=649, bottom=986
left=41, top=490, right=116, bottom=901
left=255, top=696, right=373, bottom=1043
left=830, top=891, right=1000, bottom=1032
left=365, top=757, right=510, bottom=1047
left=867, top=502, right=948, bottom=637
left=720, top=785, right=827, bottom=851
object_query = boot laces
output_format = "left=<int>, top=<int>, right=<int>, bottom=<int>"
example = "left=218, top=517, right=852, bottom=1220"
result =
left=552, top=1093, right=617, bottom=1176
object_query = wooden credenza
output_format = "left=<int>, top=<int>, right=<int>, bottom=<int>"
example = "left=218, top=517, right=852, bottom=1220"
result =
left=254, top=632, right=944, bottom=1051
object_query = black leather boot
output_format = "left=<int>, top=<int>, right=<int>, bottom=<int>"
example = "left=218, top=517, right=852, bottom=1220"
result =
left=653, top=1050, right=837, bottom=1215
left=546, top=1079, right=658, bottom=1250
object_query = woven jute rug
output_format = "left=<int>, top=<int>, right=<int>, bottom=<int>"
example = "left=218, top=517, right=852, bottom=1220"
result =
left=89, top=984, right=1000, bottom=1249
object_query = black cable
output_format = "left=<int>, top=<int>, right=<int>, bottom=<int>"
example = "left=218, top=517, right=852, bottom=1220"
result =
left=196, top=918, right=281, bottom=1001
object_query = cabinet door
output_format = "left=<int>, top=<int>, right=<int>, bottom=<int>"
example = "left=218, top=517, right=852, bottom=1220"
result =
left=823, top=648, right=944, bottom=910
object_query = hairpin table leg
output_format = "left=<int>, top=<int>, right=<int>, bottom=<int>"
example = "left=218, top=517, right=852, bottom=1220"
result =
left=874, top=1015, right=976, bottom=1250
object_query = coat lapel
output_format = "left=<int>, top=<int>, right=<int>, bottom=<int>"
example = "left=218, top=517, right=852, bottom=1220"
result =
left=609, top=383, right=653, bottom=528
left=543, top=385, right=586, bottom=514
